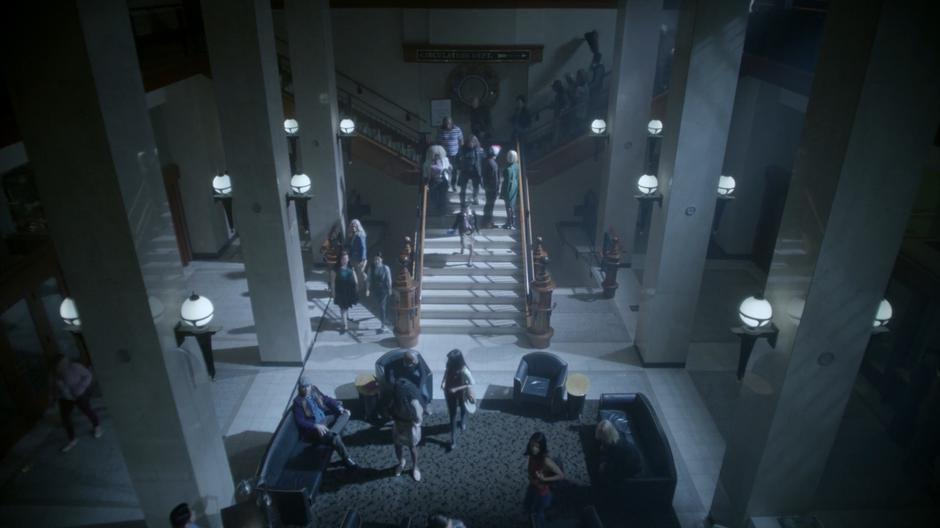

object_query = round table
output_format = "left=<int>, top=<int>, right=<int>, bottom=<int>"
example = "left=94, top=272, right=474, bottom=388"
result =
left=355, top=372, right=379, bottom=421
left=566, top=373, right=590, bottom=419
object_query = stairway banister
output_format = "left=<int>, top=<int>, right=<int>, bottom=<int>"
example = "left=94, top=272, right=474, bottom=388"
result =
left=517, top=142, right=533, bottom=323
left=336, top=70, right=426, bottom=125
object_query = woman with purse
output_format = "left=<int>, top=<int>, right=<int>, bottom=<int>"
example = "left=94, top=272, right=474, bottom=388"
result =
left=441, top=349, right=475, bottom=450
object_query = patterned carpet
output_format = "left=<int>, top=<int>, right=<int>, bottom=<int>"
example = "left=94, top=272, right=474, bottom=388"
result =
left=310, top=399, right=679, bottom=528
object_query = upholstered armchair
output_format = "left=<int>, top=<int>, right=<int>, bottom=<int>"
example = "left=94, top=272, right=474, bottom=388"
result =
left=513, top=352, right=568, bottom=415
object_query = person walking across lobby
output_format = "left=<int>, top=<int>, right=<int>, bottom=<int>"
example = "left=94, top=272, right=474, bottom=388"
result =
left=390, top=379, right=424, bottom=481
left=347, top=219, right=367, bottom=292
left=332, top=251, right=359, bottom=333
left=365, top=252, right=392, bottom=333
left=441, top=349, right=475, bottom=450
left=523, top=432, right=564, bottom=527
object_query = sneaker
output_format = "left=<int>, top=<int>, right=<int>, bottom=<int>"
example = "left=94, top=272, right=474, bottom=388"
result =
left=412, top=466, right=421, bottom=482
left=395, top=460, right=406, bottom=477
left=60, top=439, right=78, bottom=453
left=344, top=457, right=359, bottom=470
left=93, top=426, right=103, bottom=439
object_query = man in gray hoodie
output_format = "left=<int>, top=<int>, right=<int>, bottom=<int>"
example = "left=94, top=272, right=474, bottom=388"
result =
left=54, top=354, right=101, bottom=452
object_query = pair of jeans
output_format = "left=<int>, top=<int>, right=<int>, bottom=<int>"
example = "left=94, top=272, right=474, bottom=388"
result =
left=309, top=413, right=351, bottom=460
left=523, top=485, right=552, bottom=527
left=482, top=188, right=497, bottom=227
left=374, top=291, right=390, bottom=326
left=59, top=389, right=99, bottom=441
left=445, top=391, right=467, bottom=444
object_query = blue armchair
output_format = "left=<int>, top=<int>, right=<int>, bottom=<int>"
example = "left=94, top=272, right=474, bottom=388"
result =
left=513, top=352, right=568, bottom=415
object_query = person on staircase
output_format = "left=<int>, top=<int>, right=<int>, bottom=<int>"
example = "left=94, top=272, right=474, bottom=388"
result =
left=423, top=145, right=451, bottom=216
left=501, top=150, right=520, bottom=230
left=450, top=205, right=477, bottom=267
left=54, top=354, right=101, bottom=453
left=441, top=349, right=475, bottom=451
left=458, top=135, right=484, bottom=207
left=365, top=252, right=392, bottom=334
left=481, top=145, right=500, bottom=229
left=346, top=219, right=367, bottom=293
left=331, top=251, right=359, bottom=333
left=437, top=117, right=464, bottom=192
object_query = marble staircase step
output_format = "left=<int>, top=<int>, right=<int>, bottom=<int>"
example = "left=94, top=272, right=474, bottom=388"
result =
left=421, top=317, right=525, bottom=334
left=421, top=303, right=523, bottom=319
left=421, top=275, right=522, bottom=290
left=422, top=261, right=521, bottom=276
left=420, top=289, right=524, bottom=304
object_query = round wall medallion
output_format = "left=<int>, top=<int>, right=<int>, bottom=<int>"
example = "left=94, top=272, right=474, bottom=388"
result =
left=447, top=64, right=500, bottom=108
left=685, top=206, right=696, bottom=216
left=818, top=352, right=835, bottom=366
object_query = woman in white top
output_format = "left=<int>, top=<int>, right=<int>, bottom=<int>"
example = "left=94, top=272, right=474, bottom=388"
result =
left=441, top=349, right=475, bottom=450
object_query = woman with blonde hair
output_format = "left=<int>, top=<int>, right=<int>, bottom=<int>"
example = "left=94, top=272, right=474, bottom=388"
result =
left=594, top=419, right=642, bottom=486
left=500, top=150, right=520, bottom=230
left=347, top=219, right=367, bottom=291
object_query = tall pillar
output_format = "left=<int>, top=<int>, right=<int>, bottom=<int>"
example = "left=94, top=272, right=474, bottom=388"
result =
left=711, top=1, right=940, bottom=525
left=1, top=1, right=234, bottom=526
left=596, top=0, right=662, bottom=259
left=286, top=0, right=347, bottom=246
left=202, top=0, right=311, bottom=363
left=634, top=0, right=749, bottom=365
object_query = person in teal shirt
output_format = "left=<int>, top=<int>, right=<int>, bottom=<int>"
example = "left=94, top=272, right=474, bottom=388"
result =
left=500, top=150, right=520, bottom=229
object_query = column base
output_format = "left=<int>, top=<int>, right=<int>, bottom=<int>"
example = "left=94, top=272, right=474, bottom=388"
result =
left=394, top=330, right=419, bottom=348
left=602, top=281, right=618, bottom=299
left=526, top=327, right=554, bottom=349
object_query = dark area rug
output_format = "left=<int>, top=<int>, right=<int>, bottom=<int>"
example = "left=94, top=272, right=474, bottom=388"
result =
left=312, top=400, right=680, bottom=528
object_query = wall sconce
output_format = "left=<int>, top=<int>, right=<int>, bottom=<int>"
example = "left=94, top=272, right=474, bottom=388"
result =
left=713, top=174, right=737, bottom=234
left=635, top=174, right=662, bottom=206
left=59, top=297, right=80, bottom=328
left=283, top=119, right=299, bottom=136
left=590, top=118, right=608, bottom=160
left=212, top=173, right=234, bottom=232
left=176, top=292, right=220, bottom=380
left=731, top=295, right=779, bottom=381
left=872, top=298, right=892, bottom=335
left=287, top=173, right=312, bottom=239
left=590, top=119, right=607, bottom=135
left=647, top=119, right=663, bottom=136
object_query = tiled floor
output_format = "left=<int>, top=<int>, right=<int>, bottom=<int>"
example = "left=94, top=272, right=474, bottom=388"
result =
left=0, top=247, right=733, bottom=527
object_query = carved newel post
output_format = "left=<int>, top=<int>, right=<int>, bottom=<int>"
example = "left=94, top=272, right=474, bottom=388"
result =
left=526, top=237, right=555, bottom=349
left=601, top=235, right=621, bottom=299
left=394, top=237, right=420, bottom=348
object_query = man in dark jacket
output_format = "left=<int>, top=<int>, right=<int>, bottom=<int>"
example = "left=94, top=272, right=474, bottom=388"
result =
left=481, top=146, right=500, bottom=228
left=291, top=377, right=358, bottom=468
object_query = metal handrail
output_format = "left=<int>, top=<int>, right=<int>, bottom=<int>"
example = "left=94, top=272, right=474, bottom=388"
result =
left=336, top=70, right=426, bottom=125
left=414, top=183, right=429, bottom=314
left=516, top=142, right=533, bottom=322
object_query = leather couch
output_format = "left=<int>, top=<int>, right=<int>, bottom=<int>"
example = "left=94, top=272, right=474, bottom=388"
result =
left=513, top=352, right=568, bottom=415
left=254, top=405, right=340, bottom=526
left=592, top=393, right=676, bottom=511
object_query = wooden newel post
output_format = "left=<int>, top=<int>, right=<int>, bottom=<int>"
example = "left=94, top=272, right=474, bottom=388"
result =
left=601, top=235, right=621, bottom=299
left=526, top=236, right=555, bottom=349
left=394, top=237, right=420, bottom=348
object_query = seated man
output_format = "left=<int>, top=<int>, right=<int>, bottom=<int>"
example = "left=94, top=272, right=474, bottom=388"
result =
left=389, top=351, right=431, bottom=410
left=595, top=419, right=642, bottom=486
left=292, top=377, right=358, bottom=469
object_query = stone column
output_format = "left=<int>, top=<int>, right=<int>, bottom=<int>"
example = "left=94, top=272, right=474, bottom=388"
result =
left=286, top=0, right=347, bottom=245
left=202, top=0, right=311, bottom=363
left=711, top=1, right=940, bottom=525
left=596, top=0, right=663, bottom=260
left=1, top=1, right=233, bottom=526
left=634, top=0, right=750, bottom=366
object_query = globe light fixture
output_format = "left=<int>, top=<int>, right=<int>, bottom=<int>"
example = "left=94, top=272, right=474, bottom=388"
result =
left=290, top=173, right=312, bottom=194
left=637, top=174, right=659, bottom=195
left=283, top=118, right=299, bottom=135
left=590, top=119, right=607, bottom=135
left=873, top=298, right=892, bottom=327
left=59, top=297, right=80, bottom=327
left=180, top=293, right=214, bottom=328
left=212, top=173, right=232, bottom=196
left=738, top=295, right=773, bottom=328
left=718, top=175, right=736, bottom=196
left=647, top=119, right=663, bottom=136
left=339, top=118, right=356, bottom=135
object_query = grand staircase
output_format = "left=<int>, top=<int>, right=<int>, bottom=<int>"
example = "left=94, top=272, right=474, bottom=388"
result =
left=418, top=191, right=528, bottom=335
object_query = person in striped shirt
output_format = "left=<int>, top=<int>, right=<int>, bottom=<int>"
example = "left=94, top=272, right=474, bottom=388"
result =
left=437, top=116, right=463, bottom=191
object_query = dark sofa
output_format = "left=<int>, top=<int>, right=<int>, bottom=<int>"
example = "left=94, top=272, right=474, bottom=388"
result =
left=592, top=393, right=677, bottom=512
left=254, top=404, right=348, bottom=526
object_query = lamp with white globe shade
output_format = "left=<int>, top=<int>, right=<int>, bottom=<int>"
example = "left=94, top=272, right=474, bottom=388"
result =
left=637, top=174, right=658, bottom=195
left=339, top=118, right=356, bottom=135
left=718, top=175, right=736, bottom=196
left=873, top=299, right=892, bottom=327
left=290, top=173, right=312, bottom=194
left=647, top=119, right=663, bottom=136
left=590, top=119, right=607, bottom=135
left=283, top=119, right=299, bottom=135
left=59, top=297, right=80, bottom=327
left=180, top=293, right=214, bottom=328
left=212, top=173, right=232, bottom=195
left=739, top=295, right=773, bottom=328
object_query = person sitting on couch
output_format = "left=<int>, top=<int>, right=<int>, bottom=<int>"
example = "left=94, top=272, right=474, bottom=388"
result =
left=595, top=419, right=642, bottom=485
left=292, top=377, right=358, bottom=469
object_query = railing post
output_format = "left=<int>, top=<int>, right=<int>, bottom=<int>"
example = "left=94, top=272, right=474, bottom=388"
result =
left=394, top=236, right=420, bottom=348
left=601, top=234, right=622, bottom=299
left=526, top=237, right=555, bottom=349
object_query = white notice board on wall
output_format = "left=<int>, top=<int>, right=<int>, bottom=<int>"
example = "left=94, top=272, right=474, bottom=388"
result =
left=430, top=99, right=452, bottom=127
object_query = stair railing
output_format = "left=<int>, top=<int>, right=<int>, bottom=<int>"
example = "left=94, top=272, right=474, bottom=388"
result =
left=413, top=181, right=429, bottom=315
left=517, top=142, right=535, bottom=324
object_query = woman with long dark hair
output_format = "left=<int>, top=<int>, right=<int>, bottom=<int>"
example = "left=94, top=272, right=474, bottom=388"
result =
left=441, top=349, right=475, bottom=450
left=523, top=432, right=564, bottom=527
left=331, top=251, right=359, bottom=333
left=390, top=379, right=424, bottom=481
